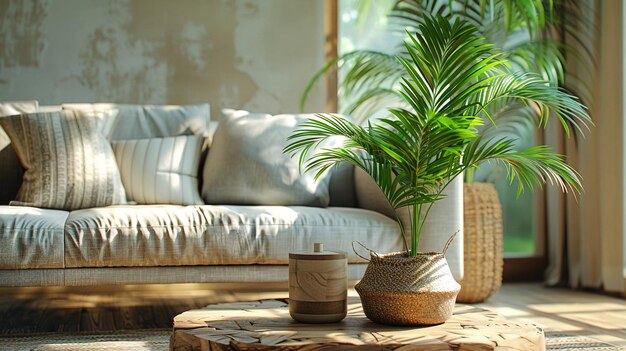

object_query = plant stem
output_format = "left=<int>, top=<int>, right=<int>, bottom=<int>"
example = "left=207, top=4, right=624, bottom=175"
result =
left=394, top=208, right=410, bottom=253
left=465, top=167, right=475, bottom=183
left=411, top=203, right=422, bottom=256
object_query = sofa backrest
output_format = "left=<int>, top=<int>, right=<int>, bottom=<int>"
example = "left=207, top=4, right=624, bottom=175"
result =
left=63, top=103, right=210, bottom=141
left=0, top=103, right=356, bottom=208
left=327, top=162, right=356, bottom=207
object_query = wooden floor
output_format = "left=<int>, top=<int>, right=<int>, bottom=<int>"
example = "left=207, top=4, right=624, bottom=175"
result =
left=477, top=283, right=626, bottom=348
left=0, top=283, right=288, bottom=335
left=0, top=282, right=625, bottom=347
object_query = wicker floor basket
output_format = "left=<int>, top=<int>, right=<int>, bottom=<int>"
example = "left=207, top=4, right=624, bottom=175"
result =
left=457, top=182, right=503, bottom=303
left=355, top=251, right=460, bottom=325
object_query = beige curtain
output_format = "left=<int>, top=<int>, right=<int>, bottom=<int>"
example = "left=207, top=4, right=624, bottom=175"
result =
left=545, top=0, right=626, bottom=296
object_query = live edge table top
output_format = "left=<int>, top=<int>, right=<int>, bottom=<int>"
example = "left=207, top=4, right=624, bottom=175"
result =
left=170, top=298, right=545, bottom=351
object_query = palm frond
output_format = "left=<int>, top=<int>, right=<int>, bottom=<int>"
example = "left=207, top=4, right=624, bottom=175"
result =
left=474, top=71, right=591, bottom=137
left=463, top=136, right=582, bottom=195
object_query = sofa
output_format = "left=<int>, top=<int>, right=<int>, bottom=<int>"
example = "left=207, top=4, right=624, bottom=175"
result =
left=0, top=101, right=463, bottom=287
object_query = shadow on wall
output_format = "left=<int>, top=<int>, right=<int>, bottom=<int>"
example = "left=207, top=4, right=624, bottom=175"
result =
left=0, top=0, right=326, bottom=116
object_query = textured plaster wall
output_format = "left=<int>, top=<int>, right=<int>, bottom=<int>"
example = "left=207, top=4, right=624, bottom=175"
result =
left=0, top=0, right=326, bottom=115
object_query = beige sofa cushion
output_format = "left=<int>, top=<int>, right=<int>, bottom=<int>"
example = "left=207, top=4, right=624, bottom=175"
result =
left=0, top=110, right=127, bottom=210
left=0, top=206, right=68, bottom=269
left=64, top=205, right=404, bottom=268
left=112, top=135, right=204, bottom=205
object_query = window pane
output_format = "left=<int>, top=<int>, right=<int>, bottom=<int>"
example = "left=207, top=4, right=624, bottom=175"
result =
left=339, top=0, right=398, bottom=53
left=471, top=129, right=537, bottom=255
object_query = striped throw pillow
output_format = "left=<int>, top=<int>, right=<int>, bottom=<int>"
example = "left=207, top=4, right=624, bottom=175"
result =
left=0, top=110, right=127, bottom=210
left=111, top=135, right=204, bottom=205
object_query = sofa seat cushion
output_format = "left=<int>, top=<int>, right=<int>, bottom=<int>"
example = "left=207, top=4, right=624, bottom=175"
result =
left=0, top=206, right=69, bottom=269
left=64, top=205, right=404, bottom=268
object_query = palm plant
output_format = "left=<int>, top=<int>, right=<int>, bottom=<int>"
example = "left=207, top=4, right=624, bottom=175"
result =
left=285, top=15, right=590, bottom=256
left=302, top=0, right=593, bottom=136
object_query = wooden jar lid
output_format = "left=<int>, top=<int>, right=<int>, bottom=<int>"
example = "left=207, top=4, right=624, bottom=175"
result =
left=289, top=243, right=346, bottom=260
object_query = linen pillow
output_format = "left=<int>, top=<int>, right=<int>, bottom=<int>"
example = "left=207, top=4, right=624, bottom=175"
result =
left=201, top=109, right=338, bottom=207
left=0, top=110, right=127, bottom=210
left=111, top=135, right=204, bottom=205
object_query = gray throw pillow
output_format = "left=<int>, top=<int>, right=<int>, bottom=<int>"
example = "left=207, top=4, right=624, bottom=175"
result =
left=201, top=109, right=338, bottom=207
left=0, top=110, right=127, bottom=210
left=111, top=135, right=204, bottom=205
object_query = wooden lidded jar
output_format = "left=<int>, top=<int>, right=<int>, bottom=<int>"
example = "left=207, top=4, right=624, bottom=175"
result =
left=289, top=243, right=347, bottom=323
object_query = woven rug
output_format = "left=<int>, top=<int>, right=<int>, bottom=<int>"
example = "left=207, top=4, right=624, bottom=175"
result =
left=545, top=332, right=623, bottom=351
left=0, top=329, right=170, bottom=351
left=0, top=329, right=622, bottom=351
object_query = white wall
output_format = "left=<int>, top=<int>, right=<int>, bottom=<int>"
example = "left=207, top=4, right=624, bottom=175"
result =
left=0, top=0, right=327, bottom=117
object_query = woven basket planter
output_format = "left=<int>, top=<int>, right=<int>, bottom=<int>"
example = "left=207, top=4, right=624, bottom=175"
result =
left=457, top=182, right=503, bottom=303
left=355, top=251, right=460, bottom=325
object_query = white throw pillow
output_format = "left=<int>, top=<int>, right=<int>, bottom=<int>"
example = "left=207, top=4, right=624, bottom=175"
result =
left=0, top=110, right=127, bottom=210
left=111, top=135, right=204, bottom=205
left=201, top=109, right=338, bottom=207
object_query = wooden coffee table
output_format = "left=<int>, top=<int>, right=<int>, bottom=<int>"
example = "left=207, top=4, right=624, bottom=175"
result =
left=170, top=298, right=545, bottom=350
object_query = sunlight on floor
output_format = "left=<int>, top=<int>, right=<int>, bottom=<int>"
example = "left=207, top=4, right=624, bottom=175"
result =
left=478, top=283, right=626, bottom=348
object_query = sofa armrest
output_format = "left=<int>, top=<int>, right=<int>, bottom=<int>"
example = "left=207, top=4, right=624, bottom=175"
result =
left=354, top=168, right=464, bottom=280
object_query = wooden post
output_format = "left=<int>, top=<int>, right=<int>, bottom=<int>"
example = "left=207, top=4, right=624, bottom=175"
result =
left=325, top=0, right=339, bottom=113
